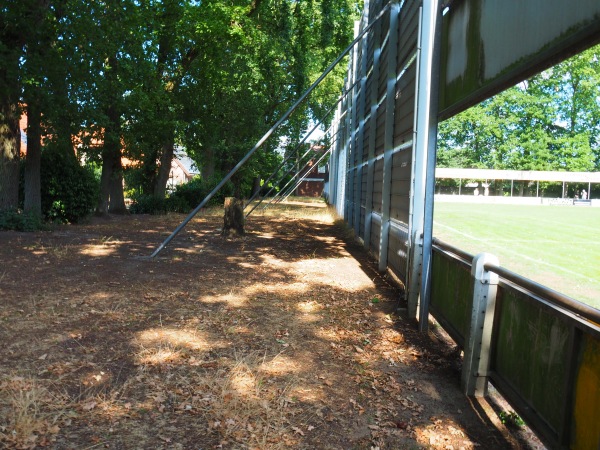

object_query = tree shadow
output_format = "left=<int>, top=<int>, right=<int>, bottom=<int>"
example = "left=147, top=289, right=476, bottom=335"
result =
left=0, top=211, right=523, bottom=449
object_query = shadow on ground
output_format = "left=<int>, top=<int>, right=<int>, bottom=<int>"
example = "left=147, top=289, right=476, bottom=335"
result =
left=0, top=203, right=534, bottom=449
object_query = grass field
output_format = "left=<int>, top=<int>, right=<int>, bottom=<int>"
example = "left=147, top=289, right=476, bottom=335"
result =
left=433, top=202, right=600, bottom=309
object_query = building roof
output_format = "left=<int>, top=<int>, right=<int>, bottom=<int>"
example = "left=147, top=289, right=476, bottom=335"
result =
left=174, top=150, right=200, bottom=176
left=436, top=168, right=600, bottom=183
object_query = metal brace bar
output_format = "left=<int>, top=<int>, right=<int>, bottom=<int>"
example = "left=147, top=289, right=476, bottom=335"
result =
left=149, top=4, right=391, bottom=258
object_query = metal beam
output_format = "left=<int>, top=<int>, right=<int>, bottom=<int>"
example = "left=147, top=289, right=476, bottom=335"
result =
left=407, top=0, right=441, bottom=322
left=364, top=19, right=382, bottom=252
left=148, top=4, right=391, bottom=258
left=378, top=3, right=400, bottom=273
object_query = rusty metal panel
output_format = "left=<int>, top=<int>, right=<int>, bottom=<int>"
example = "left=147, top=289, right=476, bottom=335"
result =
left=374, top=104, right=386, bottom=156
left=369, top=0, right=385, bottom=21
left=393, top=61, right=416, bottom=147
left=370, top=217, right=381, bottom=257
left=364, top=83, right=373, bottom=122
left=440, top=0, right=600, bottom=118
left=372, top=158, right=384, bottom=213
left=362, top=120, right=371, bottom=162
left=388, top=222, right=409, bottom=283
left=389, top=148, right=412, bottom=223
left=378, top=44, right=390, bottom=98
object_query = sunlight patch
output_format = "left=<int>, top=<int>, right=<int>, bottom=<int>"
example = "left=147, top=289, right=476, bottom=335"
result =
left=134, top=327, right=209, bottom=366
left=293, top=258, right=375, bottom=291
left=260, top=354, right=302, bottom=376
left=198, top=291, right=248, bottom=307
left=296, top=300, right=322, bottom=313
left=80, top=245, right=116, bottom=257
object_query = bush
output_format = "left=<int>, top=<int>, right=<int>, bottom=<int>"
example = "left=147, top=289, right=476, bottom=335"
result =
left=128, top=194, right=169, bottom=215
left=128, top=176, right=235, bottom=215
left=169, top=175, right=235, bottom=209
left=40, top=148, right=99, bottom=223
left=0, top=209, right=44, bottom=232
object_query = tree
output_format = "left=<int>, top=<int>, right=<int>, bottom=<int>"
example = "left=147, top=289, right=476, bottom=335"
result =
left=179, top=0, right=358, bottom=199
left=0, top=1, right=27, bottom=212
left=437, top=44, right=600, bottom=172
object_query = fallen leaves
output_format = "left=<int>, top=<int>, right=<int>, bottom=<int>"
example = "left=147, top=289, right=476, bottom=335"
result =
left=0, top=212, right=511, bottom=450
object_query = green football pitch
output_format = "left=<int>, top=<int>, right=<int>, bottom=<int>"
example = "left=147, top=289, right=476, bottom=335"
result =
left=433, top=202, right=600, bottom=309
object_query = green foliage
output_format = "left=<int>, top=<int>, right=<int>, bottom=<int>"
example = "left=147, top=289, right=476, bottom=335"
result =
left=169, top=176, right=235, bottom=209
left=3, top=0, right=359, bottom=210
left=438, top=44, right=600, bottom=171
left=128, top=194, right=170, bottom=215
left=0, top=209, right=44, bottom=232
left=498, top=411, right=525, bottom=428
left=40, top=148, right=99, bottom=223
left=129, top=176, right=235, bottom=215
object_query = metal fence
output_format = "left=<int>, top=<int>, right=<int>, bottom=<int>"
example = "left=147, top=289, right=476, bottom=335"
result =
left=326, top=1, right=600, bottom=448
left=328, top=0, right=419, bottom=290
left=430, top=239, right=600, bottom=450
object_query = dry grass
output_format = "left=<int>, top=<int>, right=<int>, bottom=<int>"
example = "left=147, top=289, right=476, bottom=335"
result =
left=0, top=377, right=65, bottom=448
left=0, top=200, right=522, bottom=449
left=193, top=350, right=305, bottom=449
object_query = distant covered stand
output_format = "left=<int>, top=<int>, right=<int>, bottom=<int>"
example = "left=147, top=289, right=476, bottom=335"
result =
left=435, top=168, right=600, bottom=199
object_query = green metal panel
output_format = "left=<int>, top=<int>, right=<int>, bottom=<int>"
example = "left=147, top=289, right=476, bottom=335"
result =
left=439, top=0, right=600, bottom=118
left=492, top=286, right=571, bottom=433
left=430, top=250, right=473, bottom=346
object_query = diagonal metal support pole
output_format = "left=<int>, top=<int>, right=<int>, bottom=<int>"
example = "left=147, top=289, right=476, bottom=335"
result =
left=258, top=146, right=330, bottom=211
left=243, top=85, right=355, bottom=215
left=273, top=144, right=333, bottom=204
left=278, top=147, right=333, bottom=203
left=246, top=104, right=349, bottom=218
left=149, top=3, right=391, bottom=258
left=245, top=124, right=338, bottom=218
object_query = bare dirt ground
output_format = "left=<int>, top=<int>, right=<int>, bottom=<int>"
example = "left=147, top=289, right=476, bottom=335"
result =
left=1, top=200, right=536, bottom=449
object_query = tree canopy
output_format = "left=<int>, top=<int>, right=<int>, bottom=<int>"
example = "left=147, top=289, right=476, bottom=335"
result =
left=0, top=0, right=361, bottom=221
left=437, top=44, right=600, bottom=173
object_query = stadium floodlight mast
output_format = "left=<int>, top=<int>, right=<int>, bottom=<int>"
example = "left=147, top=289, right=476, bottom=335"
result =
left=148, top=3, right=392, bottom=258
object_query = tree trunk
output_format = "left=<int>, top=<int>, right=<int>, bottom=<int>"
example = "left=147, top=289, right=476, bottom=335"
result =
left=0, top=100, right=20, bottom=211
left=153, top=140, right=174, bottom=199
left=97, top=102, right=126, bottom=214
left=251, top=176, right=261, bottom=196
left=201, top=147, right=215, bottom=180
left=223, top=197, right=244, bottom=235
left=97, top=157, right=112, bottom=215
left=108, top=160, right=127, bottom=214
left=24, top=102, right=42, bottom=217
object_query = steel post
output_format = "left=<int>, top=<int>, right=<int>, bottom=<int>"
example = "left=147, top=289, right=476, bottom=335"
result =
left=462, top=253, right=499, bottom=397
left=407, top=0, right=441, bottom=321
left=364, top=27, right=381, bottom=252
left=353, top=3, right=369, bottom=237
left=378, top=4, right=400, bottom=273
left=418, top=0, right=443, bottom=332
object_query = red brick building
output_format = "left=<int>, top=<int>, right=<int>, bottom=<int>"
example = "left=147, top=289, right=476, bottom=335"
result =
left=295, top=147, right=328, bottom=197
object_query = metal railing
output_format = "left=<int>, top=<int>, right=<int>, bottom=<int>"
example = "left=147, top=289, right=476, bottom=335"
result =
left=430, top=238, right=600, bottom=450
